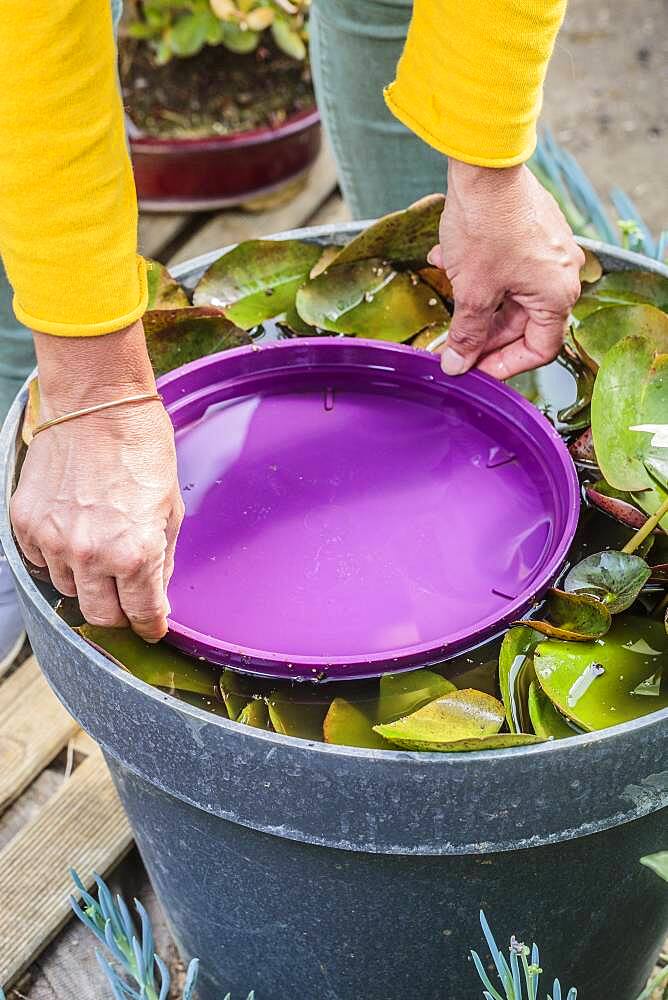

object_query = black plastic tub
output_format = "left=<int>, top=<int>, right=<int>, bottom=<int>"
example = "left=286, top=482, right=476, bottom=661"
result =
left=2, top=230, right=667, bottom=1000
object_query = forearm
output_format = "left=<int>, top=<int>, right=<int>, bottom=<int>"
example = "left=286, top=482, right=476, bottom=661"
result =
left=385, top=0, right=567, bottom=167
left=0, top=0, right=146, bottom=336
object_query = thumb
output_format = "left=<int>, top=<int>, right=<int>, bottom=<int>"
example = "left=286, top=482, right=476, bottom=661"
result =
left=441, top=299, right=496, bottom=375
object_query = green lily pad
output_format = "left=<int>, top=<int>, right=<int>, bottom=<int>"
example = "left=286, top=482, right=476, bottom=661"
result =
left=528, top=681, right=578, bottom=739
left=78, top=626, right=219, bottom=698
left=585, top=481, right=648, bottom=531
left=592, top=335, right=668, bottom=492
left=533, top=615, right=668, bottom=730
left=146, top=260, right=189, bottom=310
left=173, top=689, right=229, bottom=718
left=498, top=626, right=542, bottom=732
left=144, top=307, right=251, bottom=377
left=556, top=358, right=595, bottom=427
left=373, top=688, right=506, bottom=750
left=564, top=551, right=651, bottom=612
left=411, top=320, right=451, bottom=352
left=520, top=589, right=612, bottom=641
left=574, top=270, right=668, bottom=320
left=267, top=694, right=328, bottom=741
left=377, top=670, right=455, bottom=724
left=331, top=194, right=444, bottom=269
left=633, top=481, right=668, bottom=533
left=220, top=668, right=256, bottom=721
left=573, top=304, right=668, bottom=369
left=323, top=698, right=391, bottom=749
left=641, top=852, right=668, bottom=882
left=295, top=259, right=449, bottom=342
left=193, top=239, right=321, bottom=328
left=237, top=699, right=271, bottom=730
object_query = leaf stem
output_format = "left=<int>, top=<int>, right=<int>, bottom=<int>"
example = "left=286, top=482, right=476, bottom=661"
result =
left=634, top=962, right=668, bottom=1000
left=622, top=495, right=668, bottom=555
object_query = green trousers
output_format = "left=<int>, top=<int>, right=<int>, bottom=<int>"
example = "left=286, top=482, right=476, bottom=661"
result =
left=0, top=0, right=445, bottom=421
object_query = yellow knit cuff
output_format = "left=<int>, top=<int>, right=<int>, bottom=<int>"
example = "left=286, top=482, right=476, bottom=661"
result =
left=12, top=256, right=149, bottom=337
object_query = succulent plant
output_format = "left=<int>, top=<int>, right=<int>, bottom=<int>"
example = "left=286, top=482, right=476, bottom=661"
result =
left=128, top=0, right=309, bottom=64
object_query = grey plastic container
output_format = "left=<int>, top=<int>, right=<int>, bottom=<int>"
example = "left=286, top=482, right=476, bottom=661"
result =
left=2, top=230, right=667, bottom=1000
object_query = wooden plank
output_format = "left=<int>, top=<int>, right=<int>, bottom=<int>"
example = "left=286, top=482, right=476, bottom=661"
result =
left=0, top=658, right=79, bottom=815
left=169, top=141, right=339, bottom=266
left=0, top=766, right=62, bottom=853
left=0, top=750, right=133, bottom=990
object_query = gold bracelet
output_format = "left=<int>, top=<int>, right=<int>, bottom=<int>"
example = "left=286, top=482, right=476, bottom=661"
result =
left=31, top=392, right=163, bottom=438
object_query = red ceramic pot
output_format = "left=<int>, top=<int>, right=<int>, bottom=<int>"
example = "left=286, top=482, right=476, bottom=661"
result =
left=130, top=106, right=321, bottom=212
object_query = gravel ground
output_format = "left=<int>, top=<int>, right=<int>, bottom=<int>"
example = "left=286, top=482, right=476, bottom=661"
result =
left=542, top=0, right=667, bottom=235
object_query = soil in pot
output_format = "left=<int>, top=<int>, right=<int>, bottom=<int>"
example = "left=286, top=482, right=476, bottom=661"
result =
left=119, top=37, right=315, bottom=139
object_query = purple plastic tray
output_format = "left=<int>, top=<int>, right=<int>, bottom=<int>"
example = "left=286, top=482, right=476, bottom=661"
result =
left=159, top=339, right=579, bottom=681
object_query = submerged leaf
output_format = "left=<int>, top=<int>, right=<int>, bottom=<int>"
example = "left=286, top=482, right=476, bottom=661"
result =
left=498, top=626, right=542, bottom=733
left=533, top=615, right=668, bottom=730
left=373, top=688, right=506, bottom=750
left=144, top=307, right=251, bottom=376
left=573, top=304, right=668, bottom=369
left=332, top=194, right=444, bottom=268
left=146, top=260, right=189, bottom=310
left=417, top=266, right=453, bottom=301
left=641, top=852, right=668, bottom=882
left=267, top=694, right=328, bottom=741
left=585, top=481, right=648, bottom=530
left=193, top=239, right=321, bottom=328
left=519, top=588, right=612, bottom=641
left=528, top=681, right=577, bottom=739
left=237, top=699, right=270, bottom=729
left=296, top=259, right=449, bottom=342
left=574, top=269, right=668, bottom=320
left=220, top=669, right=256, bottom=721
left=323, top=698, right=391, bottom=749
left=564, top=550, right=651, bottom=612
left=79, top=626, right=219, bottom=698
left=377, top=669, right=455, bottom=723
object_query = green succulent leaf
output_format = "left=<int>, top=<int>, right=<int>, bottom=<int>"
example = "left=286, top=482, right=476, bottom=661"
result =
left=323, top=698, right=392, bottom=749
left=564, top=550, right=651, bottom=612
left=497, top=626, right=542, bottom=733
left=144, top=306, right=251, bottom=376
left=193, top=239, right=321, bottom=328
left=373, top=688, right=510, bottom=751
left=166, top=12, right=211, bottom=55
left=519, top=588, right=612, bottom=642
left=574, top=269, right=668, bottom=321
left=271, top=17, right=306, bottom=59
left=146, top=260, right=190, bottom=310
left=79, top=626, right=219, bottom=698
left=331, top=194, right=445, bottom=269
left=296, top=259, right=449, bottom=341
left=221, top=21, right=261, bottom=52
left=533, top=615, right=668, bottom=730
left=573, top=304, right=668, bottom=369
left=377, top=669, right=456, bottom=724
left=528, top=681, right=577, bottom=739
left=641, top=852, right=668, bottom=882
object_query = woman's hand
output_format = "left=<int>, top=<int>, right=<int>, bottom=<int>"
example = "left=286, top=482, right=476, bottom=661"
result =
left=10, top=322, right=184, bottom=642
left=430, top=160, right=585, bottom=379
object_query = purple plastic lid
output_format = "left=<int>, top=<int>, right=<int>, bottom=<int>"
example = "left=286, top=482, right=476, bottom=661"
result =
left=159, top=339, right=579, bottom=681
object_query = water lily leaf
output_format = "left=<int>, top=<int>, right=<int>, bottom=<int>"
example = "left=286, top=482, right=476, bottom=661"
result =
left=193, top=239, right=321, bottom=328
left=574, top=270, right=668, bottom=320
left=579, top=249, right=603, bottom=284
left=498, top=626, right=542, bottom=733
left=267, top=694, right=328, bottom=740
left=331, top=194, right=445, bottom=269
left=564, top=551, right=651, bottom=612
left=557, top=362, right=595, bottom=426
left=373, top=688, right=506, bottom=750
left=521, top=588, right=612, bottom=641
left=585, top=480, right=648, bottom=530
left=417, top=266, right=453, bottom=301
left=528, top=681, right=577, bottom=739
left=144, top=307, right=251, bottom=376
left=641, top=852, right=668, bottom=883
left=21, top=377, right=40, bottom=446
left=591, top=335, right=668, bottom=492
left=410, top=317, right=452, bottom=351
left=237, top=699, right=270, bottom=729
left=378, top=670, right=455, bottom=724
left=533, top=615, right=668, bottom=730
left=78, top=626, right=219, bottom=698
left=173, top=688, right=229, bottom=718
left=220, top=668, right=256, bottom=720
left=570, top=427, right=597, bottom=466
left=146, top=260, right=189, bottom=310
left=633, top=481, right=668, bottom=533
left=372, top=732, right=544, bottom=752
left=323, top=698, right=392, bottom=749
left=573, top=304, right=668, bottom=369
left=310, top=245, right=339, bottom=279
left=295, top=259, right=449, bottom=341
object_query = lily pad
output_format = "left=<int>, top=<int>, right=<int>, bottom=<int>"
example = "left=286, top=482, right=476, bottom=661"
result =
left=411, top=320, right=451, bottom=352
left=556, top=360, right=595, bottom=427
left=533, top=615, right=668, bottom=730
left=144, top=307, right=251, bottom=376
left=267, top=694, right=328, bottom=741
left=573, top=304, right=668, bottom=369
left=237, top=699, right=270, bottom=730
left=377, top=670, right=455, bottom=724
left=564, top=550, right=651, bottom=612
left=323, top=698, right=391, bottom=749
left=498, top=626, right=541, bottom=733
left=585, top=481, right=648, bottom=531
left=574, top=270, right=668, bottom=320
left=220, top=668, right=256, bottom=721
left=146, top=260, right=189, bottom=310
left=528, top=681, right=577, bottom=739
left=78, top=626, right=219, bottom=698
left=193, top=239, right=321, bottom=328
left=373, top=688, right=506, bottom=750
left=591, top=335, right=668, bottom=492
left=519, top=589, right=612, bottom=641
left=633, top=481, right=668, bottom=533
left=295, top=259, right=449, bottom=342
left=417, top=266, right=453, bottom=301
left=331, top=194, right=444, bottom=269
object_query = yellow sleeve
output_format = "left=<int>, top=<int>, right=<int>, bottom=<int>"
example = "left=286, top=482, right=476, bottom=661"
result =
left=0, top=0, right=147, bottom=336
left=384, top=0, right=567, bottom=168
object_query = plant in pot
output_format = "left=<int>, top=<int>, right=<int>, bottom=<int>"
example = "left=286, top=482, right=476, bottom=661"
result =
left=120, top=0, right=320, bottom=210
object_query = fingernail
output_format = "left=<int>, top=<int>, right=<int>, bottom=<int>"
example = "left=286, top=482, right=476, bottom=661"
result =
left=441, top=348, right=467, bottom=375
left=427, top=248, right=437, bottom=266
